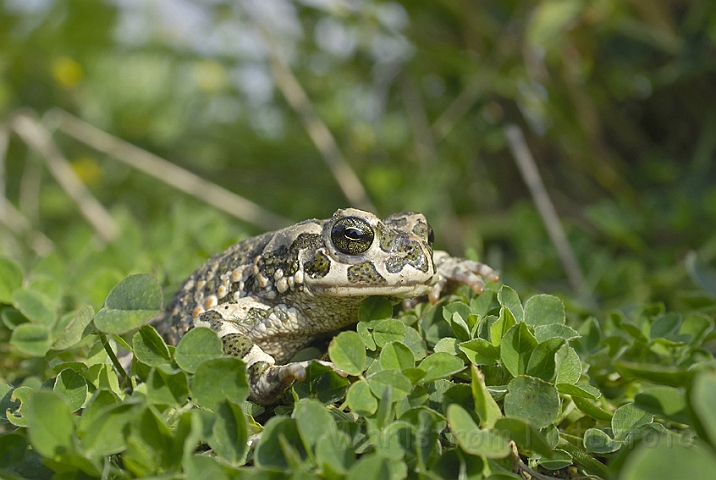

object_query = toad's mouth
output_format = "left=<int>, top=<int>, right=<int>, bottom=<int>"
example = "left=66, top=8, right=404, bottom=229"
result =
left=306, top=279, right=436, bottom=299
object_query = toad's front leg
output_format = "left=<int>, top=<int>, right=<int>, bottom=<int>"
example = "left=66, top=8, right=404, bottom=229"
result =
left=221, top=332, right=314, bottom=405
left=429, top=250, right=500, bottom=303
left=196, top=304, right=336, bottom=405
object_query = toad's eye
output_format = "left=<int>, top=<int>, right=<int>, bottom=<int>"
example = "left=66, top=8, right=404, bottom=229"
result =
left=331, top=217, right=374, bottom=255
left=427, top=226, right=435, bottom=246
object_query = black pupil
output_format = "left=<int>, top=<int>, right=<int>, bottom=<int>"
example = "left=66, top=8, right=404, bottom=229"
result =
left=345, top=227, right=363, bottom=240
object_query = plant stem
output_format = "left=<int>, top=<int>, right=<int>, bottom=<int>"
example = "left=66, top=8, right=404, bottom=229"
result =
left=558, top=438, right=608, bottom=479
left=98, top=332, right=132, bottom=393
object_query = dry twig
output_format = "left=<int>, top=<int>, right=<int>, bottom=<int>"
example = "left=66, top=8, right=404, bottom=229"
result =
left=256, top=25, right=376, bottom=213
left=44, top=109, right=292, bottom=231
left=11, top=113, right=119, bottom=243
left=504, top=124, right=585, bottom=293
left=0, top=197, right=54, bottom=255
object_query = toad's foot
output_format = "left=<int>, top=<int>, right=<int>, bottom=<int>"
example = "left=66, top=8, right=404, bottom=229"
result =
left=248, top=360, right=346, bottom=405
left=222, top=332, right=347, bottom=404
left=428, top=251, right=500, bottom=303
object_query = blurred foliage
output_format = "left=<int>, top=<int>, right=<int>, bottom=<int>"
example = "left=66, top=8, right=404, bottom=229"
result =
left=2, top=1, right=716, bottom=478
left=2, top=0, right=716, bottom=313
left=2, top=0, right=716, bottom=308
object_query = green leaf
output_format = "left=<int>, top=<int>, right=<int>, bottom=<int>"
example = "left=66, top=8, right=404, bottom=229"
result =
left=434, top=337, right=460, bottom=355
left=555, top=345, right=581, bottom=385
left=356, top=322, right=377, bottom=351
left=359, top=296, right=393, bottom=322
left=347, top=455, right=392, bottom=480
left=380, top=342, right=415, bottom=370
left=174, top=327, right=223, bottom=373
left=616, top=361, right=695, bottom=387
left=53, top=368, right=88, bottom=412
left=685, top=251, right=716, bottom=297
left=680, top=313, right=713, bottom=346
left=367, top=369, right=412, bottom=401
left=13, top=289, right=54, bottom=326
left=448, top=311, right=470, bottom=340
left=254, top=416, right=306, bottom=469
left=494, top=417, right=553, bottom=457
left=5, top=386, right=33, bottom=427
left=292, top=361, right=350, bottom=404
left=0, top=258, right=23, bottom=304
left=316, top=430, right=354, bottom=475
left=403, top=326, right=427, bottom=360
left=372, top=319, right=405, bottom=347
left=346, top=379, right=378, bottom=415
left=470, top=289, right=494, bottom=316
left=650, top=312, right=681, bottom=340
left=621, top=439, right=716, bottom=480
left=490, top=306, right=516, bottom=347
left=1, top=307, right=28, bottom=330
left=209, top=400, right=248, bottom=465
left=127, top=407, right=177, bottom=472
left=504, top=376, right=560, bottom=429
left=27, top=276, right=61, bottom=306
left=10, top=323, right=51, bottom=357
left=184, top=455, right=229, bottom=480
left=537, top=448, right=572, bottom=471
left=618, top=320, right=649, bottom=343
left=374, top=383, right=393, bottom=429
left=82, top=402, right=138, bottom=457
left=328, top=331, right=366, bottom=376
left=525, top=338, right=564, bottom=382
left=534, top=324, right=580, bottom=343
left=443, top=302, right=472, bottom=324
left=689, top=371, right=716, bottom=448
left=500, top=322, right=538, bottom=377
left=1, top=384, right=19, bottom=424
left=410, top=409, right=439, bottom=469
left=572, top=396, right=613, bottom=421
left=26, top=391, right=76, bottom=458
left=417, top=352, right=465, bottom=383
left=52, top=304, right=94, bottom=350
left=524, top=294, right=565, bottom=326
left=294, top=399, right=335, bottom=449
left=78, top=390, right=120, bottom=431
left=431, top=449, right=484, bottom=480
left=460, top=338, right=500, bottom=365
left=471, top=365, right=502, bottom=428
left=446, top=404, right=510, bottom=458
left=557, top=383, right=601, bottom=400
left=146, top=367, right=189, bottom=406
left=375, top=420, right=413, bottom=460
left=611, top=403, right=653, bottom=441
left=94, top=274, right=163, bottom=334
left=634, top=386, right=688, bottom=423
left=583, top=428, right=621, bottom=454
left=132, top=325, right=172, bottom=367
left=92, top=363, right=123, bottom=397
left=191, top=358, right=248, bottom=409
left=0, top=433, right=27, bottom=469
left=498, top=285, right=523, bottom=322
left=443, top=302, right=472, bottom=341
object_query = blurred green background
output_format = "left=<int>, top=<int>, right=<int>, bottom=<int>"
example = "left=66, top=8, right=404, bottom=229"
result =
left=2, top=0, right=716, bottom=312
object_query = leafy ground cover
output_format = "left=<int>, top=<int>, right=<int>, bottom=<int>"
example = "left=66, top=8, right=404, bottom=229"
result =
left=1, top=243, right=715, bottom=479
